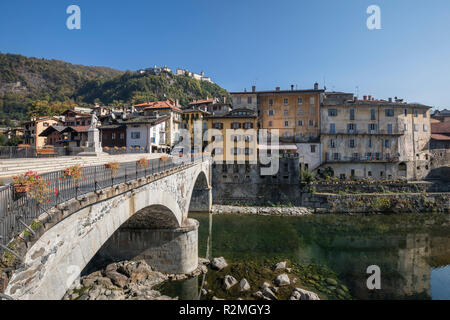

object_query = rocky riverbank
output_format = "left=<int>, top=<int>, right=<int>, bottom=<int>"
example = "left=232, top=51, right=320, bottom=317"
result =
left=63, top=260, right=208, bottom=300
left=212, top=205, right=312, bottom=216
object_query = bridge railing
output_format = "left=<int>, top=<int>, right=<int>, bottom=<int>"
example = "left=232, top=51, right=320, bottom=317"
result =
left=0, top=154, right=208, bottom=259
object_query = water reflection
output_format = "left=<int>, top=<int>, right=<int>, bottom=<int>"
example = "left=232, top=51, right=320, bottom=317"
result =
left=188, top=213, right=450, bottom=300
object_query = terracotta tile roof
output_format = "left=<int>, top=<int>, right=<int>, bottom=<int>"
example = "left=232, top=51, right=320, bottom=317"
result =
left=189, top=99, right=214, bottom=105
left=431, top=122, right=450, bottom=134
left=70, top=126, right=91, bottom=133
left=135, top=100, right=182, bottom=112
left=431, top=133, right=450, bottom=141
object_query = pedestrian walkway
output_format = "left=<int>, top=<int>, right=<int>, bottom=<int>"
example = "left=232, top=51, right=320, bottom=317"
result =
left=0, top=153, right=163, bottom=180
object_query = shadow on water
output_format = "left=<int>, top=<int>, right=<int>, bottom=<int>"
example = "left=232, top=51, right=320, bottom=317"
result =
left=160, top=212, right=450, bottom=300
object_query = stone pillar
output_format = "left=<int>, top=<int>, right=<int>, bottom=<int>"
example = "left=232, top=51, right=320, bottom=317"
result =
left=79, top=126, right=107, bottom=156
left=189, top=187, right=212, bottom=212
left=98, top=219, right=199, bottom=274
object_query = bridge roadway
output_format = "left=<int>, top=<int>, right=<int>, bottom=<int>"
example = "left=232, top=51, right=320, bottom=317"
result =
left=2, top=156, right=212, bottom=300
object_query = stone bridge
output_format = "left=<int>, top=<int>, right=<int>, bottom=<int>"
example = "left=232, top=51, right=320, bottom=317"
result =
left=4, top=159, right=211, bottom=300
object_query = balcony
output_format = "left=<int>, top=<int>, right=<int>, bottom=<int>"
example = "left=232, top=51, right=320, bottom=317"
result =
left=324, top=153, right=400, bottom=163
left=322, top=128, right=405, bottom=136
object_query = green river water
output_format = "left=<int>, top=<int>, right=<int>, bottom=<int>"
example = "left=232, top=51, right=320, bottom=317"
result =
left=158, top=212, right=450, bottom=300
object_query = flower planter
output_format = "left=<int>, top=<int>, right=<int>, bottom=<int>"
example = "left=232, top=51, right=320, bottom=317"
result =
left=14, top=184, right=31, bottom=194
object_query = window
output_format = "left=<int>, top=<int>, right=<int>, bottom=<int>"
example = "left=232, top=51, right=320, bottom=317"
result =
left=284, top=110, right=289, bottom=117
left=310, top=145, right=316, bottom=153
left=350, top=109, right=355, bottom=120
left=309, top=120, right=314, bottom=127
left=245, top=148, right=253, bottom=155
left=231, top=122, right=241, bottom=129
left=269, top=99, right=273, bottom=106
left=112, top=133, right=116, bottom=140
left=268, top=121, right=273, bottom=127
left=329, top=139, right=336, bottom=148
left=423, top=110, right=427, bottom=118
left=284, top=98, right=289, bottom=106
left=298, top=120, right=303, bottom=126
left=384, top=139, right=390, bottom=148
left=347, top=123, right=357, bottom=133
left=387, top=123, right=393, bottom=134
left=385, top=109, right=394, bottom=117
left=328, top=109, right=338, bottom=117
left=404, top=109, right=408, bottom=116
left=268, top=110, right=274, bottom=116
left=349, top=139, right=356, bottom=148
left=247, top=97, right=252, bottom=104
left=330, top=123, right=336, bottom=134
left=368, top=171, right=372, bottom=177
left=131, top=132, right=140, bottom=139
left=404, top=124, right=408, bottom=131
left=333, top=153, right=340, bottom=160
left=237, top=97, right=241, bottom=104
left=120, top=133, right=125, bottom=140
left=284, top=121, right=289, bottom=127
left=414, top=109, right=418, bottom=117
left=369, top=123, right=377, bottom=132
left=423, top=124, right=428, bottom=132
left=414, top=124, right=419, bottom=132
left=371, top=109, right=376, bottom=120
left=368, top=139, right=372, bottom=148
left=297, top=98, right=303, bottom=105
left=310, top=97, right=315, bottom=105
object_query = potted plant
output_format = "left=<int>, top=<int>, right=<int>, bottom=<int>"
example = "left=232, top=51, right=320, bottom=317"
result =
left=13, top=171, right=50, bottom=203
left=105, top=161, right=120, bottom=176
left=137, top=157, right=148, bottom=168
left=13, top=171, right=37, bottom=193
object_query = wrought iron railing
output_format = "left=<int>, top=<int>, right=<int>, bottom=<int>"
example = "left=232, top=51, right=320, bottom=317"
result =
left=0, top=154, right=206, bottom=260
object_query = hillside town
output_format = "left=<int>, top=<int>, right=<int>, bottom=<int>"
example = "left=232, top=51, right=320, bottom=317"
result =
left=2, top=83, right=449, bottom=182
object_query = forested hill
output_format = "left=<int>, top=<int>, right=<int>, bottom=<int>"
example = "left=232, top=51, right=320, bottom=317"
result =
left=0, top=52, right=123, bottom=123
left=0, top=52, right=228, bottom=125
left=75, top=71, right=228, bottom=107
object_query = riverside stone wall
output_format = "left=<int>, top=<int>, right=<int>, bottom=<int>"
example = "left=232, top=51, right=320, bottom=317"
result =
left=302, top=193, right=450, bottom=214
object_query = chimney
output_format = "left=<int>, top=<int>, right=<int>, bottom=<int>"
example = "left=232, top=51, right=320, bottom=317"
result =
left=314, top=82, right=319, bottom=90
left=363, top=95, right=367, bottom=101
left=368, top=95, right=372, bottom=100
left=388, top=97, right=392, bottom=103
left=291, top=85, right=294, bottom=91
left=276, top=87, right=280, bottom=92
left=252, top=86, right=256, bottom=93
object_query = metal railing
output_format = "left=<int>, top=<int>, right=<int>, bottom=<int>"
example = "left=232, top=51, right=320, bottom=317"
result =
left=0, top=154, right=206, bottom=259
left=0, top=146, right=156, bottom=159
left=324, top=153, right=400, bottom=163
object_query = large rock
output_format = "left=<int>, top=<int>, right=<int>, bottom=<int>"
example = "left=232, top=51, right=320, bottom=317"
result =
left=262, top=287, right=278, bottom=300
left=274, top=274, right=290, bottom=287
left=105, top=271, right=128, bottom=288
left=274, top=261, right=287, bottom=270
left=294, top=288, right=320, bottom=300
left=211, top=257, right=228, bottom=271
left=223, top=275, right=238, bottom=290
left=240, top=279, right=251, bottom=292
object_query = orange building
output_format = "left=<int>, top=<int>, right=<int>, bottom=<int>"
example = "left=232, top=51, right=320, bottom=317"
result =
left=231, top=85, right=324, bottom=143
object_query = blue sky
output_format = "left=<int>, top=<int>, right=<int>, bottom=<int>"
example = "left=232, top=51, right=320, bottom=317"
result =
left=0, top=0, right=449, bottom=110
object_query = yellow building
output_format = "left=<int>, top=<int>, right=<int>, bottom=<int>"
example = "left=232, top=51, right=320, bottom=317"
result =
left=206, top=108, right=258, bottom=163
left=182, top=108, right=210, bottom=151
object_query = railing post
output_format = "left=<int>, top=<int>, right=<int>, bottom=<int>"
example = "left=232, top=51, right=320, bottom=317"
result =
left=94, top=166, right=98, bottom=192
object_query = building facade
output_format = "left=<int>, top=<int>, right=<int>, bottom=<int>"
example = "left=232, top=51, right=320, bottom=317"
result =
left=320, top=93, right=431, bottom=180
left=206, top=108, right=258, bottom=163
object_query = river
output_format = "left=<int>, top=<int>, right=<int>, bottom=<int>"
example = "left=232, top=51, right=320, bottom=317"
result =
left=158, top=212, right=450, bottom=300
